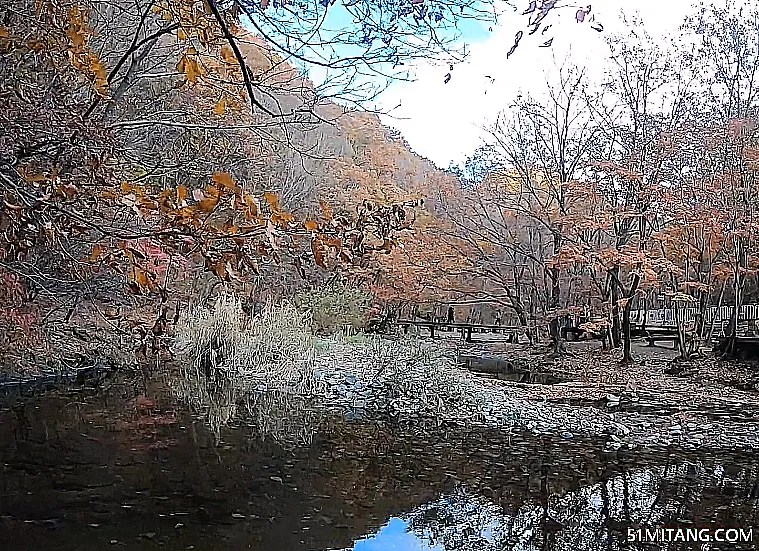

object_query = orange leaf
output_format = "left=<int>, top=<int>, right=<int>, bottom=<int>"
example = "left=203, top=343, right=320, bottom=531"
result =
left=212, top=172, right=237, bottom=191
left=264, top=192, right=280, bottom=212
left=197, top=196, right=220, bottom=213
left=304, top=219, right=319, bottom=231
left=312, top=238, right=326, bottom=268
left=220, top=45, right=236, bottom=64
left=213, top=261, right=227, bottom=280
left=244, top=193, right=259, bottom=220
left=319, top=199, right=333, bottom=221
left=177, top=185, right=189, bottom=205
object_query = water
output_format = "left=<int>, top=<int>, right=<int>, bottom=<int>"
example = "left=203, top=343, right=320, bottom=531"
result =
left=1, top=371, right=759, bottom=550
left=458, top=355, right=565, bottom=384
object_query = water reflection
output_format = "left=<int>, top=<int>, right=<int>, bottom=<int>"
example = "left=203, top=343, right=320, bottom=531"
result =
left=1, top=371, right=758, bottom=550
left=343, top=463, right=759, bottom=551
left=344, top=518, right=442, bottom=551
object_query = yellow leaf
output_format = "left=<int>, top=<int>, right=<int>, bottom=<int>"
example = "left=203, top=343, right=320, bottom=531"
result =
left=90, top=245, right=104, bottom=262
left=177, top=27, right=187, bottom=40
left=304, top=219, right=319, bottom=232
left=213, top=97, right=227, bottom=116
left=177, top=51, right=203, bottom=84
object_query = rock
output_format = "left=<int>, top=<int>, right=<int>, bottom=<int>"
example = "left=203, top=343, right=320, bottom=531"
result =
left=670, top=424, right=683, bottom=435
left=561, top=431, right=574, bottom=439
left=606, top=394, right=621, bottom=405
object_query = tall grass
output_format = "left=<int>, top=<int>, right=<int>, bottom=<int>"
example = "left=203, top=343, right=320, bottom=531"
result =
left=171, top=294, right=486, bottom=444
left=173, top=294, right=320, bottom=395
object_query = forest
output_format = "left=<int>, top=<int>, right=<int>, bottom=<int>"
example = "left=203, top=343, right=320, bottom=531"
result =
left=3, top=0, right=759, bottom=371
left=5, top=0, right=759, bottom=549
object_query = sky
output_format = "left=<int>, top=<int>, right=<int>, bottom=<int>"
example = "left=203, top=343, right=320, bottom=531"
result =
left=372, top=0, right=701, bottom=169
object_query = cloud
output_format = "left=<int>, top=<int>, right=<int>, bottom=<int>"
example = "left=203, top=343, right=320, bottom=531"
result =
left=374, top=0, right=698, bottom=169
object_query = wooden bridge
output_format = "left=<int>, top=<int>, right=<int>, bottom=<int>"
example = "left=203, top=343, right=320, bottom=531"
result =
left=395, top=320, right=523, bottom=343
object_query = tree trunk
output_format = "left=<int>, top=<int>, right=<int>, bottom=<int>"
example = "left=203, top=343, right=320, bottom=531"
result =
left=549, top=232, right=564, bottom=354
left=622, top=300, right=633, bottom=363
left=705, top=283, right=725, bottom=346
left=610, top=266, right=622, bottom=348
left=726, top=267, right=745, bottom=357
left=673, top=302, right=689, bottom=360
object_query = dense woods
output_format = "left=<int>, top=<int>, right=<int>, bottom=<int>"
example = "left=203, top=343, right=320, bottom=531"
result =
left=3, top=0, right=759, bottom=371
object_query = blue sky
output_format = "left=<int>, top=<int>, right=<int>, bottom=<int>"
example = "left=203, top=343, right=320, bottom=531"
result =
left=255, top=0, right=739, bottom=168
left=349, top=518, right=442, bottom=551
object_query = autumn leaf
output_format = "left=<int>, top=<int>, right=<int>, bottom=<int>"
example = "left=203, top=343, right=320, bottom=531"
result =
left=213, top=261, right=227, bottom=280
left=196, top=195, right=220, bottom=213
left=304, top=219, right=319, bottom=231
left=213, top=97, right=227, bottom=116
left=177, top=185, right=189, bottom=206
left=312, top=237, right=326, bottom=268
left=212, top=172, right=238, bottom=192
left=263, top=192, right=280, bottom=212
left=90, top=244, right=105, bottom=262
left=220, top=45, right=236, bottom=65
left=243, top=192, right=259, bottom=220
left=319, top=199, right=334, bottom=221
left=177, top=50, right=204, bottom=83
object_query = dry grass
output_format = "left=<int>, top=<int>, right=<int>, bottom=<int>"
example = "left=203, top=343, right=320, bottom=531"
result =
left=171, top=294, right=326, bottom=446
left=172, top=294, right=321, bottom=394
left=171, top=294, right=487, bottom=443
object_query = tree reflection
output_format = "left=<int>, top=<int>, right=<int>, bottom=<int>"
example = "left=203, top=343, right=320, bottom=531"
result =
left=397, top=459, right=759, bottom=551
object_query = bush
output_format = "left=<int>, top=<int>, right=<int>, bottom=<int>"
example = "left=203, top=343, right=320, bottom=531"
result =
left=295, top=285, right=372, bottom=335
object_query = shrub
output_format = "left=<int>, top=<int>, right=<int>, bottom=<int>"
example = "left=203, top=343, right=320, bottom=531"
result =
left=295, top=284, right=372, bottom=335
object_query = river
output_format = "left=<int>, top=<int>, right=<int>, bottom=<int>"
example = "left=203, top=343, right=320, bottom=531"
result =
left=1, top=369, right=758, bottom=550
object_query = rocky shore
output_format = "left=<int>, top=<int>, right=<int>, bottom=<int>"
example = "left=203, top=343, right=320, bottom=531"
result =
left=311, top=338, right=759, bottom=452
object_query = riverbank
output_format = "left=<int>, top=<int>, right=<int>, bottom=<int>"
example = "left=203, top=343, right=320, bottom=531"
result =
left=299, top=337, right=759, bottom=451
left=5, top=295, right=759, bottom=452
